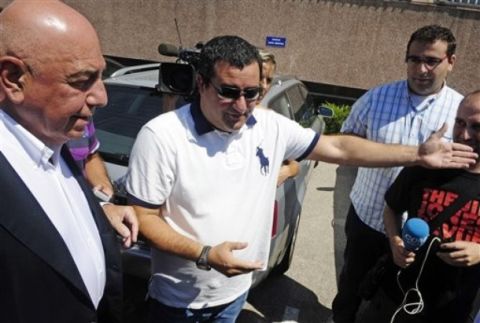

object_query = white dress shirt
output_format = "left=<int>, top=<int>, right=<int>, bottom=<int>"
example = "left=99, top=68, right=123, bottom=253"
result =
left=0, top=110, right=106, bottom=307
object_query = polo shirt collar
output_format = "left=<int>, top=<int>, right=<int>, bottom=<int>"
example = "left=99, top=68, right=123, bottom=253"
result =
left=246, top=114, right=257, bottom=126
left=0, top=109, right=60, bottom=168
left=190, top=99, right=257, bottom=136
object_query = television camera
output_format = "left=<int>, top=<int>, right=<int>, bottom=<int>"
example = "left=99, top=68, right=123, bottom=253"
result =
left=156, top=42, right=203, bottom=97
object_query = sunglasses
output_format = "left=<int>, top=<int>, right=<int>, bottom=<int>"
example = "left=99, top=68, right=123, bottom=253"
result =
left=405, top=55, right=448, bottom=70
left=211, top=82, right=261, bottom=102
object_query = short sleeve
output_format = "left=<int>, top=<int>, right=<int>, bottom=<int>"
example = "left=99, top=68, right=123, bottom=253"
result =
left=126, top=125, right=176, bottom=208
left=385, top=166, right=418, bottom=214
left=273, top=112, right=318, bottom=161
left=340, top=91, right=371, bottom=137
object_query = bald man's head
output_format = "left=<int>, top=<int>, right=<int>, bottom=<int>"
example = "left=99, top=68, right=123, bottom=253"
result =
left=0, top=0, right=102, bottom=72
left=453, top=90, right=480, bottom=170
left=0, top=0, right=107, bottom=147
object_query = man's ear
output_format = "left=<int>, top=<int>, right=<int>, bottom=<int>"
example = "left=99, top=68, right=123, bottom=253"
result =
left=0, top=57, right=27, bottom=104
left=447, top=54, right=456, bottom=72
left=196, top=74, right=206, bottom=92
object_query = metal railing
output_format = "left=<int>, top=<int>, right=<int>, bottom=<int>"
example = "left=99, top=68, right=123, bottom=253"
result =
left=440, top=0, right=480, bottom=5
left=412, top=0, right=480, bottom=6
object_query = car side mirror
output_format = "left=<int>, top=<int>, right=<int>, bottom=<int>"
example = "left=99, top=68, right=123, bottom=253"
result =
left=315, top=105, right=334, bottom=118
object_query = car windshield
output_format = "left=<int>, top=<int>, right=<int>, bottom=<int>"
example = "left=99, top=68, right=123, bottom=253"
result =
left=93, top=84, right=167, bottom=158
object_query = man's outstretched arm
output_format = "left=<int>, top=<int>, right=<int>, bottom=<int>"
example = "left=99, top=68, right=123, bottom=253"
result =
left=308, top=124, right=477, bottom=168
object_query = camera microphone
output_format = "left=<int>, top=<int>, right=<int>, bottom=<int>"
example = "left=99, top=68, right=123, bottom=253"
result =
left=158, top=43, right=180, bottom=57
left=402, top=218, right=429, bottom=251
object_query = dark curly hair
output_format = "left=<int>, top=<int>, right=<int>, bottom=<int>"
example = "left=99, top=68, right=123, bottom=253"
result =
left=406, top=25, right=456, bottom=60
left=197, top=35, right=262, bottom=85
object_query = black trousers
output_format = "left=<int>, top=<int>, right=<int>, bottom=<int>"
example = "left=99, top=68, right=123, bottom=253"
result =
left=331, top=205, right=389, bottom=323
left=356, top=280, right=480, bottom=323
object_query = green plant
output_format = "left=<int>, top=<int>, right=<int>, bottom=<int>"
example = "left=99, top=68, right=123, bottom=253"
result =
left=322, top=102, right=351, bottom=134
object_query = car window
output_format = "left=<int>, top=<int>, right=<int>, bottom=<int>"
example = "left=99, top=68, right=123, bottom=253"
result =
left=269, top=94, right=292, bottom=119
left=103, top=57, right=125, bottom=79
left=295, top=94, right=324, bottom=131
left=93, top=84, right=166, bottom=157
left=286, top=84, right=307, bottom=115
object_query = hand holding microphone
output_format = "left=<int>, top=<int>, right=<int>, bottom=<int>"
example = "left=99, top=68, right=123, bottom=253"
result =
left=390, top=218, right=429, bottom=268
left=390, top=219, right=431, bottom=321
left=402, top=218, right=430, bottom=251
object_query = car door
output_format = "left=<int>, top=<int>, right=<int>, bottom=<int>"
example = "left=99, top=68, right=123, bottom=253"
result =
left=254, top=82, right=317, bottom=280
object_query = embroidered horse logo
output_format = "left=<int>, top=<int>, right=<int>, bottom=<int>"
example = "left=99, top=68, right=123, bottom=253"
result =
left=256, top=147, right=269, bottom=175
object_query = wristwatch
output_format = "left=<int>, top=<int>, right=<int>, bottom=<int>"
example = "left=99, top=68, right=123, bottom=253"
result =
left=196, top=245, right=212, bottom=271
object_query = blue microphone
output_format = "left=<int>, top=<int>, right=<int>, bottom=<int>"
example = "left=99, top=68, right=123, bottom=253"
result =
left=402, top=218, right=429, bottom=251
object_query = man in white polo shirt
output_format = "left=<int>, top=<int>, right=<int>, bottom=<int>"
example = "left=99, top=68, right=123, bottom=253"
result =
left=126, top=35, right=476, bottom=323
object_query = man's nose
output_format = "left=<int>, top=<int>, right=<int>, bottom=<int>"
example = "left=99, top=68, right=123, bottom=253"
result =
left=416, top=61, right=430, bottom=74
left=232, top=95, right=248, bottom=114
left=458, top=127, right=472, bottom=141
left=86, top=79, right=108, bottom=109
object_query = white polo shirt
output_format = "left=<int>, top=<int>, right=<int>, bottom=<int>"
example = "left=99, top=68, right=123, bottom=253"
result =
left=126, top=102, right=318, bottom=309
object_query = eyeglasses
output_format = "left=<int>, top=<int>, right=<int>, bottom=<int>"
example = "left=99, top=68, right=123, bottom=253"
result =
left=405, top=55, right=448, bottom=70
left=210, top=82, right=261, bottom=102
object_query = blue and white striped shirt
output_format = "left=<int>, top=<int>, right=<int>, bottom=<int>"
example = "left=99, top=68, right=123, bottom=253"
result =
left=341, top=80, right=463, bottom=233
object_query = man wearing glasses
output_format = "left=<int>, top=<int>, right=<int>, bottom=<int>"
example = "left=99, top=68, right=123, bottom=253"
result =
left=332, top=25, right=462, bottom=323
left=126, top=35, right=473, bottom=323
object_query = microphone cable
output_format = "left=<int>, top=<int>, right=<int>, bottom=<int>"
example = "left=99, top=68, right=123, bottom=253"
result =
left=390, top=236, right=441, bottom=323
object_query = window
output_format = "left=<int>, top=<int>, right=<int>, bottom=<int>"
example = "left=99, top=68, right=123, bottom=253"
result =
left=286, top=84, right=307, bottom=115
left=269, top=94, right=293, bottom=119
left=444, top=0, right=480, bottom=5
left=93, top=84, right=165, bottom=157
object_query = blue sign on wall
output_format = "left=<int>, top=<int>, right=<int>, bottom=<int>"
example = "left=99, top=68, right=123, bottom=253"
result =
left=266, top=36, right=287, bottom=48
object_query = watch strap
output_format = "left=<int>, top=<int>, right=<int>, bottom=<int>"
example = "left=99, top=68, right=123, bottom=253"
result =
left=196, top=245, right=212, bottom=270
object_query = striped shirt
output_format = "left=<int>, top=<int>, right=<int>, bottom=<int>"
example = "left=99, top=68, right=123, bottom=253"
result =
left=341, top=80, right=463, bottom=232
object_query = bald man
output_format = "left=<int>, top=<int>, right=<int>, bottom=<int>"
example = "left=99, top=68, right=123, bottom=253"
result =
left=357, top=90, right=480, bottom=322
left=0, top=1, right=128, bottom=322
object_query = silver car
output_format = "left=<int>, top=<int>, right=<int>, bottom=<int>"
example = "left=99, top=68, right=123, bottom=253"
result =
left=93, top=64, right=330, bottom=287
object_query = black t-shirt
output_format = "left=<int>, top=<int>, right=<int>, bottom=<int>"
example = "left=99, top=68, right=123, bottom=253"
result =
left=386, top=166, right=480, bottom=243
left=383, top=166, right=480, bottom=320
